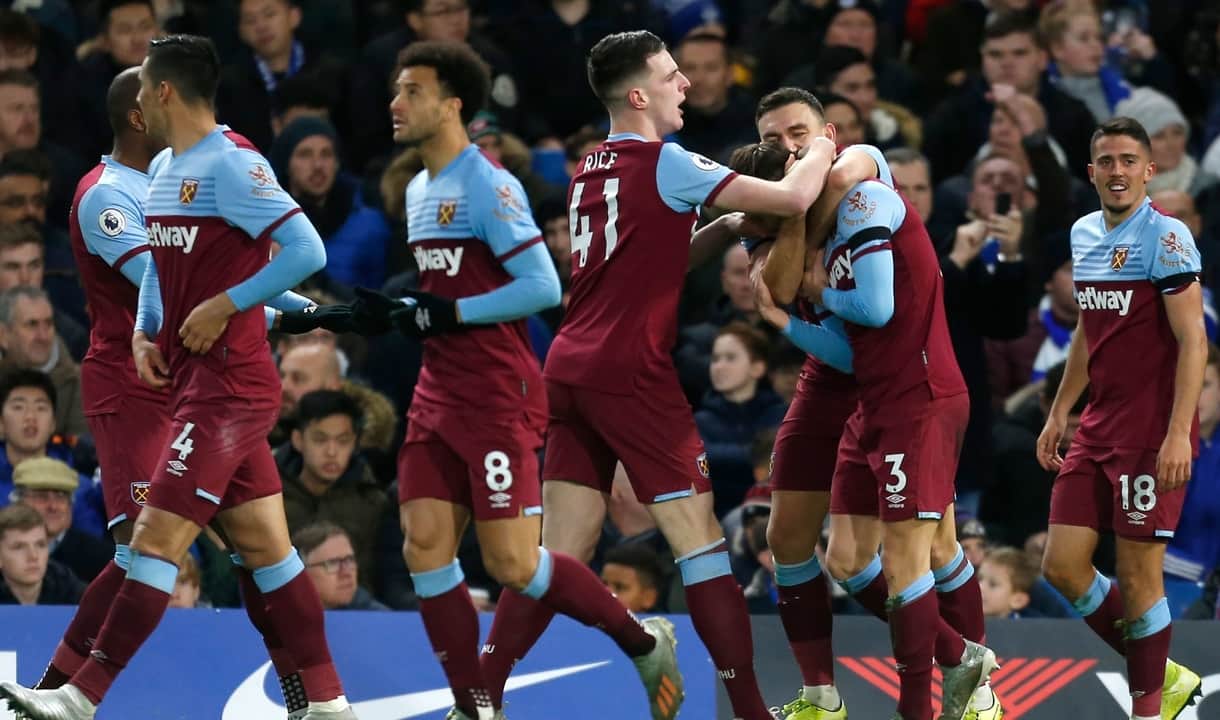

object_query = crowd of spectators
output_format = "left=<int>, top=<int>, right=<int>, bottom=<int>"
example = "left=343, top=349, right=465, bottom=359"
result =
left=0, top=0, right=1217, bottom=621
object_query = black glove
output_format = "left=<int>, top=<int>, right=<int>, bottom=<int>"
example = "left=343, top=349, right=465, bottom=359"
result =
left=278, top=304, right=355, bottom=334
left=388, top=290, right=461, bottom=338
left=349, top=287, right=405, bottom=335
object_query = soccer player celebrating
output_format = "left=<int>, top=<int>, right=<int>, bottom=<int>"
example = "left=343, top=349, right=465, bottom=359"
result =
left=1037, top=117, right=1206, bottom=720
left=1, top=35, right=354, bottom=720
left=345, top=42, right=684, bottom=720
left=474, top=31, right=839, bottom=720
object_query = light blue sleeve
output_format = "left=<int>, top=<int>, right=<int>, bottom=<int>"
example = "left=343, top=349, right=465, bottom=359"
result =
left=468, top=168, right=543, bottom=258
left=456, top=241, right=561, bottom=323
left=844, top=144, right=892, bottom=187
left=134, top=257, right=163, bottom=337
left=655, top=142, right=735, bottom=212
left=225, top=212, right=326, bottom=311
left=1145, top=216, right=1202, bottom=291
left=212, top=149, right=303, bottom=241
left=77, top=184, right=150, bottom=284
left=783, top=315, right=853, bottom=373
left=820, top=183, right=905, bottom=327
left=264, top=290, right=315, bottom=311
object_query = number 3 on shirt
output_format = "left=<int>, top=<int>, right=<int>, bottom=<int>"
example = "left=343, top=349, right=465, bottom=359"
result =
left=569, top=178, right=620, bottom=268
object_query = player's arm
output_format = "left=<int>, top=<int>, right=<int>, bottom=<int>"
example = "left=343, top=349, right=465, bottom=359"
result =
left=810, top=183, right=905, bottom=327
left=78, top=187, right=152, bottom=286
left=803, top=146, right=883, bottom=253
left=753, top=246, right=853, bottom=373
left=1156, top=227, right=1208, bottom=490
left=456, top=242, right=560, bottom=324
left=132, top=258, right=169, bottom=388
left=709, top=137, right=837, bottom=216
left=688, top=212, right=769, bottom=271
left=1037, top=313, right=1090, bottom=470
left=760, top=210, right=806, bottom=305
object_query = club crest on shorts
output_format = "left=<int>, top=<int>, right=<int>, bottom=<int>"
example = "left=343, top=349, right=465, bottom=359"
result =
left=1111, top=245, right=1130, bottom=271
left=130, top=481, right=150, bottom=505
left=437, top=200, right=458, bottom=226
left=696, top=452, right=710, bottom=478
left=179, top=178, right=199, bottom=205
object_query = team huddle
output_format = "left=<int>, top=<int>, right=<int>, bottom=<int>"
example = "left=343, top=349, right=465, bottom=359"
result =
left=0, top=26, right=1207, bottom=720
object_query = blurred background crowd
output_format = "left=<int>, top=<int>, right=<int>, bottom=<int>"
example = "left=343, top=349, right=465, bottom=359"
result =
left=0, top=0, right=1217, bottom=624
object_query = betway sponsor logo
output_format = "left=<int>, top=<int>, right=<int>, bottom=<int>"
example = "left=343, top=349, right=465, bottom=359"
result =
left=414, top=246, right=464, bottom=277
left=147, top=222, right=199, bottom=254
left=1075, top=286, right=1133, bottom=316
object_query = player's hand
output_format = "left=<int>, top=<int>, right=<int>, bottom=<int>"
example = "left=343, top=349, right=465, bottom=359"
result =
left=1156, top=431, right=1193, bottom=491
left=1036, top=412, right=1067, bottom=471
left=800, top=248, right=829, bottom=303
left=278, top=304, right=356, bottom=334
left=179, top=292, right=237, bottom=354
left=751, top=256, right=790, bottom=330
left=349, top=287, right=405, bottom=335
left=388, top=290, right=461, bottom=338
left=719, top=211, right=772, bottom=239
left=132, top=331, right=170, bottom=389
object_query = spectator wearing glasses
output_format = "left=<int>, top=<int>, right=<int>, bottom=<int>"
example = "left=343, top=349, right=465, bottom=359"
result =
left=294, top=521, right=388, bottom=611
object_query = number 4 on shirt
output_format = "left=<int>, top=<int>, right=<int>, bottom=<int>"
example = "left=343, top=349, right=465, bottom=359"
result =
left=570, top=178, right=620, bottom=268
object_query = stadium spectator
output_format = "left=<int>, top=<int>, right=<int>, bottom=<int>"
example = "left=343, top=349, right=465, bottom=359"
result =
left=819, top=91, right=866, bottom=148
left=818, top=2, right=921, bottom=110
left=1040, top=1, right=1175, bottom=123
left=11, top=456, right=109, bottom=582
left=694, top=323, right=786, bottom=518
left=277, top=390, right=388, bottom=588
left=812, top=45, right=919, bottom=150
left=958, top=517, right=989, bottom=570
left=978, top=546, right=1038, bottom=618
left=1116, top=87, right=1219, bottom=197
left=673, top=32, right=755, bottom=162
left=766, top=341, right=804, bottom=405
left=0, top=369, right=103, bottom=534
left=0, top=224, right=87, bottom=360
left=600, top=542, right=663, bottom=614
left=0, top=151, right=87, bottom=327
left=269, top=116, right=392, bottom=290
left=1152, top=189, right=1220, bottom=289
left=168, top=553, right=205, bottom=609
left=76, top=1, right=160, bottom=159
left=923, top=11, right=1096, bottom=183
left=916, top=0, right=1038, bottom=101
left=887, top=146, right=934, bottom=222
left=0, top=503, right=83, bottom=605
left=986, top=232, right=1076, bottom=403
left=217, top=0, right=346, bottom=153
left=267, top=70, right=332, bottom=138
left=0, top=9, right=81, bottom=154
left=726, top=486, right=776, bottom=614
left=466, top=110, right=559, bottom=207
left=1165, top=343, right=1220, bottom=617
left=0, top=71, right=87, bottom=229
left=294, top=521, right=389, bottom=610
left=561, top=125, right=605, bottom=181
left=0, top=288, right=86, bottom=437
left=275, top=341, right=397, bottom=460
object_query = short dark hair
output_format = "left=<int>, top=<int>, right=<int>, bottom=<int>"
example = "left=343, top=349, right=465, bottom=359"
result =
left=983, top=546, right=1040, bottom=594
left=0, top=502, right=45, bottom=539
left=273, top=71, right=335, bottom=116
left=396, top=41, right=490, bottom=125
left=819, top=90, right=862, bottom=121
left=563, top=125, right=605, bottom=163
left=292, top=520, right=348, bottom=557
left=0, top=222, right=41, bottom=252
left=0, top=11, right=38, bottom=48
left=602, top=542, right=663, bottom=592
left=728, top=141, right=789, bottom=181
left=716, top=321, right=770, bottom=364
left=0, top=368, right=57, bottom=411
left=884, top=146, right=928, bottom=168
left=676, top=31, right=727, bottom=60
left=586, top=30, right=667, bottom=107
left=145, top=34, right=221, bottom=106
left=1090, top=116, right=1152, bottom=157
left=101, top=0, right=154, bottom=27
left=983, top=11, right=1042, bottom=47
left=295, top=389, right=362, bottom=434
left=106, top=67, right=143, bottom=136
left=817, top=45, right=870, bottom=87
left=0, top=149, right=51, bottom=183
left=755, top=86, right=824, bottom=123
left=0, top=69, right=37, bottom=91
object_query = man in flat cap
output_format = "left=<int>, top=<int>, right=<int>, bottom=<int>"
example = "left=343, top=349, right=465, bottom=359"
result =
left=11, top=457, right=110, bottom=582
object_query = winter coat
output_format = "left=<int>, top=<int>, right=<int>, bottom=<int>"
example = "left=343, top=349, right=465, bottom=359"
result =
left=694, top=388, right=787, bottom=517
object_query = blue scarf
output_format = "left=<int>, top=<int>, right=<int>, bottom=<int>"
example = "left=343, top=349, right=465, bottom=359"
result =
left=255, top=41, right=305, bottom=96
